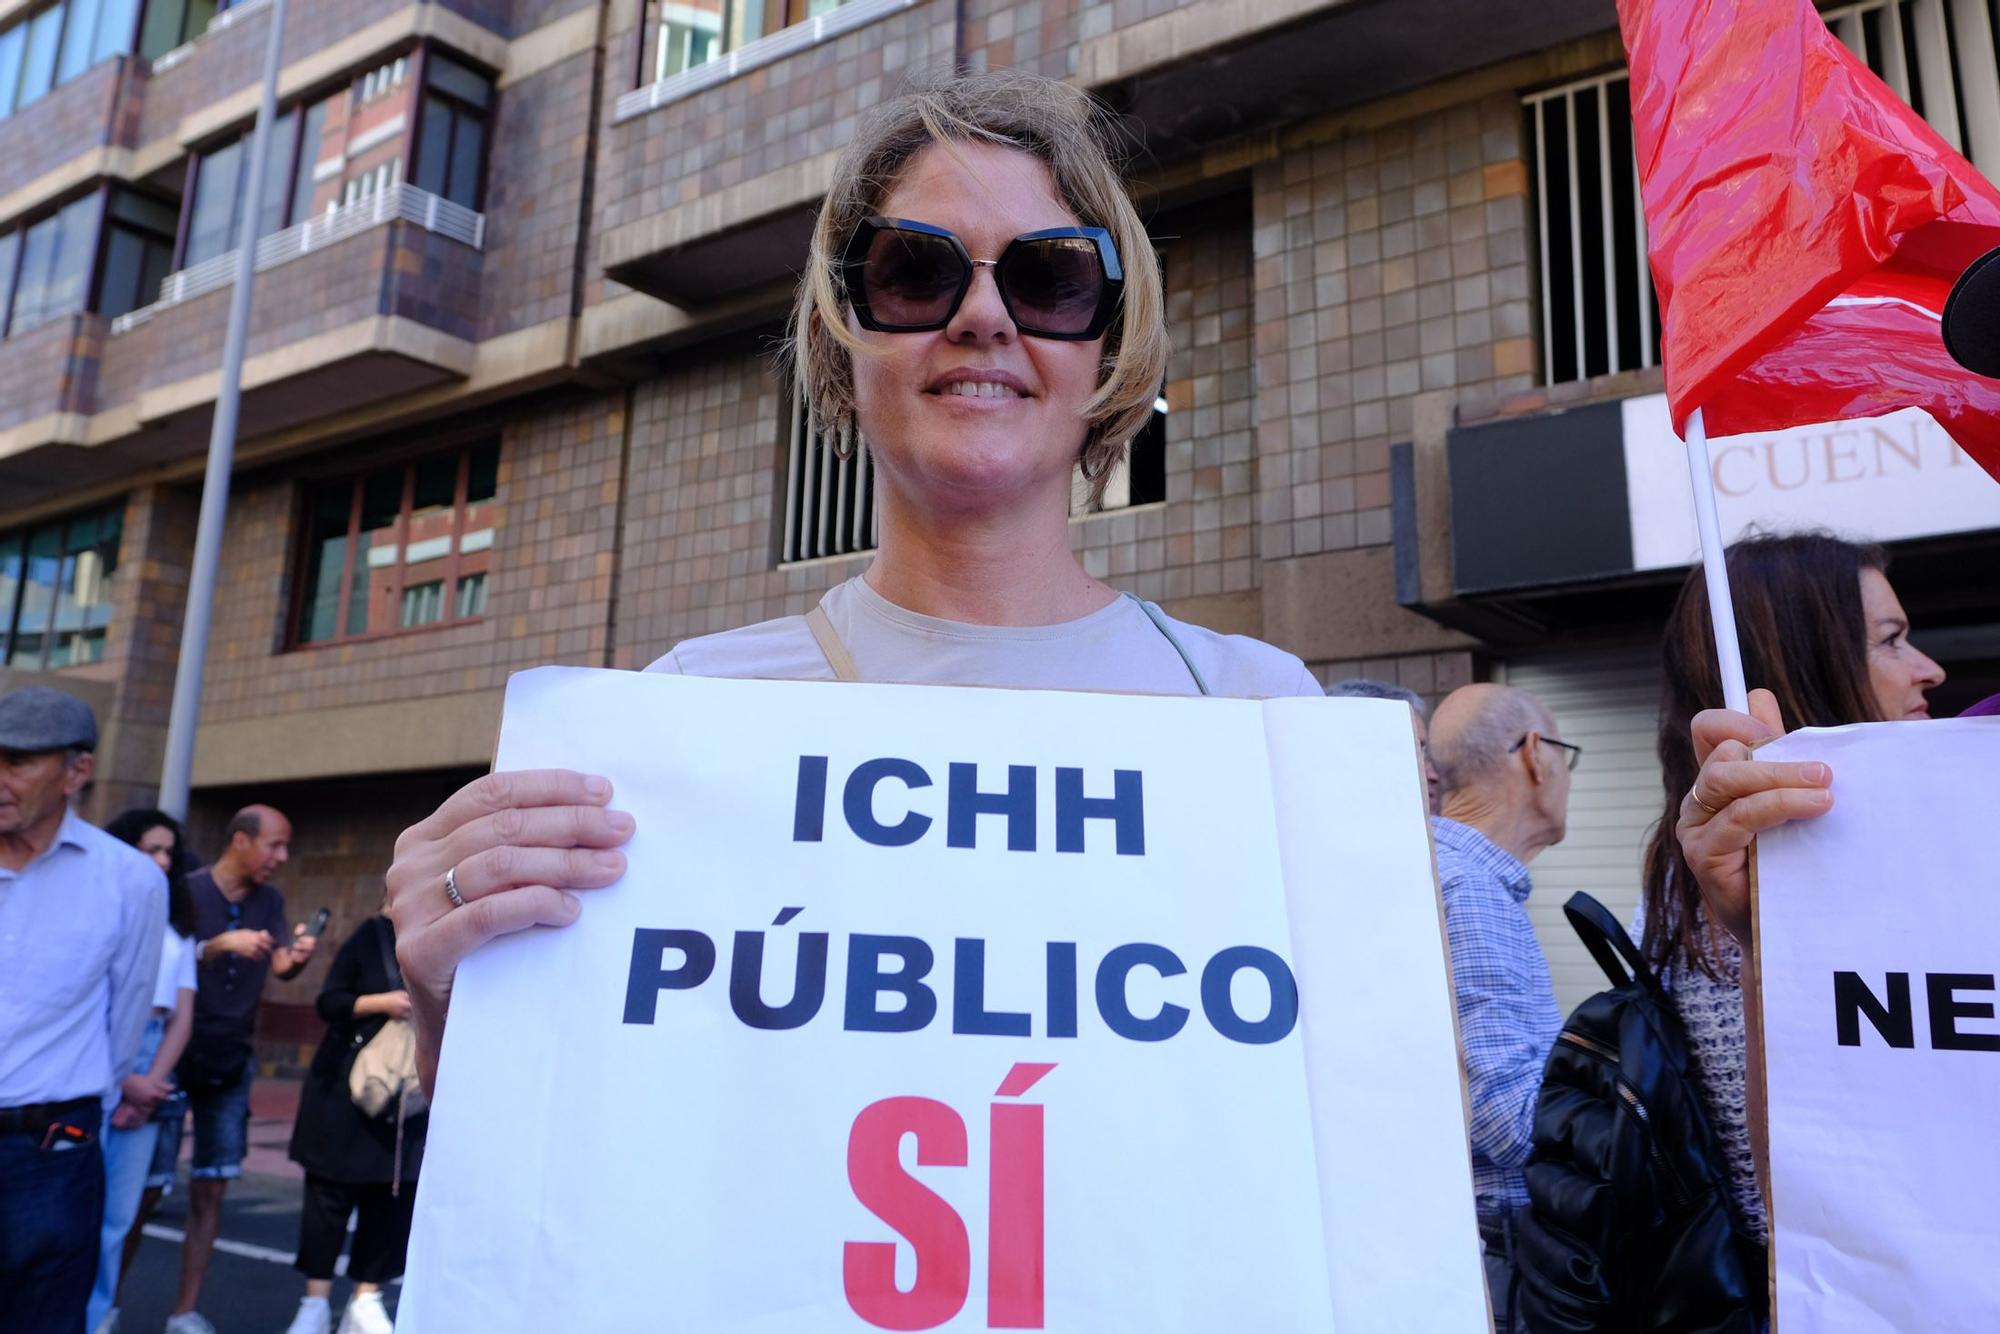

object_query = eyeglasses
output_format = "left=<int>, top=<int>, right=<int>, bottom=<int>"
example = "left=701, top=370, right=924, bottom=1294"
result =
left=1510, top=734, right=1583, bottom=772
left=840, top=217, right=1125, bottom=340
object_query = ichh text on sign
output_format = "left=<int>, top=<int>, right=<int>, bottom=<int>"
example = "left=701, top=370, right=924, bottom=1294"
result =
left=400, top=668, right=1489, bottom=1332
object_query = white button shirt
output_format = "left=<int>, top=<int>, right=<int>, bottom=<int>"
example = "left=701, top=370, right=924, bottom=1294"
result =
left=0, top=807, right=166, bottom=1107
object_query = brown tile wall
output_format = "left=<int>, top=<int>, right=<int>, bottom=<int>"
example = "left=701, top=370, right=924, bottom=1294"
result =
left=0, top=58, right=132, bottom=206
left=598, top=0, right=956, bottom=236
left=960, top=0, right=1078, bottom=77
left=86, top=483, right=200, bottom=817
left=1250, top=92, right=1536, bottom=562
left=0, top=313, right=102, bottom=431
left=475, top=49, right=594, bottom=339
left=1305, top=648, right=1478, bottom=714
left=196, top=390, right=623, bottom=723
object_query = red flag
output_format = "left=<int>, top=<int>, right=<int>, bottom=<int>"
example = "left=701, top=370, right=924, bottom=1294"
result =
left=1616, top=0, right=2000, bottom=481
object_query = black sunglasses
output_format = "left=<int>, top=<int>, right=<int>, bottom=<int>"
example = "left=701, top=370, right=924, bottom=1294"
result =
left=840, top=217, right=1125, bottom=340
left=1510, top=734, right=1583, bottom=772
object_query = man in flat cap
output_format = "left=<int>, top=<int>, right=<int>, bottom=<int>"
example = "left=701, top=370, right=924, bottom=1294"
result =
left=0, top=687, right=165, bottom=1334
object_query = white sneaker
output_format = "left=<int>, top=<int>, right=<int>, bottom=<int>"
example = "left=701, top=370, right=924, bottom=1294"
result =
left=336, top=1291, right=393, bottom=1334
left=281, top=1296, right=332, bottom=1334
left=164, top=1314, right=218, bottom=1334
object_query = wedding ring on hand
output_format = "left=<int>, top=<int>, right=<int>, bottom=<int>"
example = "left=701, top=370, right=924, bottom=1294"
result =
left=443, top=864, right=466, bottom=910
left=1688, top=787, right=1722, bottom=817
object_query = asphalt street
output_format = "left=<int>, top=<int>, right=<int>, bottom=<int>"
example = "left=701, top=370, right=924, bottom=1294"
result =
left=114, top=1171, right=400, bottom=1334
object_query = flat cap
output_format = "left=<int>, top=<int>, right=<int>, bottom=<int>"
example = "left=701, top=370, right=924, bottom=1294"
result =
left=0, top=686, right=99, bottom=752
left=1943, top=243, right=2000, bottom=380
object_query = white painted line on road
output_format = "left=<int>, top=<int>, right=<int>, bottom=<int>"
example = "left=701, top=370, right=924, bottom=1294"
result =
left=141, top=1223, right=347, bottom=1276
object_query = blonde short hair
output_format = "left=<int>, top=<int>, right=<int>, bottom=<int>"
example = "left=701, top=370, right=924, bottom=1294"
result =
left=790, top=69, right=1168, bottom=506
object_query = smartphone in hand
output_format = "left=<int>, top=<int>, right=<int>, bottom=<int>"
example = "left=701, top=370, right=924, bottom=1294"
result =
left=305, top=906, right=331, bottom=938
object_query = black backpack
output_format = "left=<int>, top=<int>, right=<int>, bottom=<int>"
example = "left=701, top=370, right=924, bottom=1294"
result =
left=1513, top=893, right=1766, bottom=1333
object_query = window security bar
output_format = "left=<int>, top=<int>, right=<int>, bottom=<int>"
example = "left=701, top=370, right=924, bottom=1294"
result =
left=1524, top=0, right=1999, bottom=387
left=615, top=0, right=916, bottom=122
left=109, top=184, right=485, bottom=334
left=780, top=392, right=877, bottom=564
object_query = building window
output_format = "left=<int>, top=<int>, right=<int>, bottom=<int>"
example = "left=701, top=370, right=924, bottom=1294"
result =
left=96, top=187, right=176, bottom=318
left=776, top=389, right=1169, bottom=564
left=411, top=54, right=490, bottom=210
left=136, top=0, right=220, bottom=60
left=0, top=503, right=123, bottom=669
left=1526, top=0, right=2000, bottom=387
left=182, top=100, right=324, bottom=267
left=0, top=0, right=138, bottom=123
left=295, top=441, right=498, bottom=645
left=1071, top=394, right=1168, bottom=515
left=651, top=0, right=854, bottom=83
left=2, top=195, right=99, bottom=337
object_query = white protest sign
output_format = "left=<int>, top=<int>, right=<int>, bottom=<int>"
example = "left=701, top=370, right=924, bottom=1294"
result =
left=400, top=668, right=1487, bottom=1333
left=1756, top=718, right=2000, bottom=1332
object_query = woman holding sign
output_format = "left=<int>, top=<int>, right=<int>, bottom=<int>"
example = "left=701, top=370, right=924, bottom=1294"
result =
left=1670, top=534, right=1946, bottom=1238
left=385, top=71, right=1324, bottom=1088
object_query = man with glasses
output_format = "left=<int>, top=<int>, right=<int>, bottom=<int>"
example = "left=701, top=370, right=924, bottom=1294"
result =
left=0, top=687, right=165, bottom=1334
left=163, top=803, right=316, bottom=1334
left=1426, top=683, right=1576, bottom=1334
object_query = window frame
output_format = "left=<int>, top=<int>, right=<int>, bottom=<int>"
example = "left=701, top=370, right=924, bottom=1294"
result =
left=287, top=439, right=499, bottom=650
left=2, top=192, right=103, bottom=338
left=0, top=0, right=145, bottom=122
left=0, top=500, right=124, bottom=670
left=407, top=46, right=494, bottom=212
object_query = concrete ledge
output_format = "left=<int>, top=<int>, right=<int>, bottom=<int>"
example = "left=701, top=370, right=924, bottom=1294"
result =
left=192, top=688, right=503, bottom=786
left=577, top=284, right=792, bottom=361
left=0, top=411, right=90, bottom=462
left=133, top=315, right=476, bottom=426
left=1078, top=0, right=1350, bottom=87
left=1263, top=546, right=1479, bottom=662
left=599, top=149, right=839, bottom=273
left=0, top=146, right=125, bottom=230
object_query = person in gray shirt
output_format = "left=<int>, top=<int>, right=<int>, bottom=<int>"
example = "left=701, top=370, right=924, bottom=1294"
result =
left=0, top=687, right=164, bottom=1334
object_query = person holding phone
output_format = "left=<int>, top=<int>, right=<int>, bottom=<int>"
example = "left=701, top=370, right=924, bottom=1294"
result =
left=161, top=804, right=318, bottom=1334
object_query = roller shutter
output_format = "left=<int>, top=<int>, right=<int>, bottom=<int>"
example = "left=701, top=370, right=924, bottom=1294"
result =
left=1494, top=648, right=1666, bottom=1015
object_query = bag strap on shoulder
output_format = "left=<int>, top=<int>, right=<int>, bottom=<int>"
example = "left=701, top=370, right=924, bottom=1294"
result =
left=1563, top=891, right=1658, bottom=993
left=373, top=916, right=403, bottom=992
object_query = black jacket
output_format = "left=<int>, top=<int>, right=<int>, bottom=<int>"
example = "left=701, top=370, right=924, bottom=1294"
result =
left=1514, top=894, right=1764, bottom=1333
left=288, top=916, right=427, bottom=1184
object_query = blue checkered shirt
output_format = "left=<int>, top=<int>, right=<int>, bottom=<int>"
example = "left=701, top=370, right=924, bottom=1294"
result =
left=1431, top=816, right=1564, bottom=1213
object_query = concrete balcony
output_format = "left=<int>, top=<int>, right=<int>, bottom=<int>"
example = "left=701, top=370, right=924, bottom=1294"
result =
left=0, top=313, right=107, bottom=505
left=597, top=0, right=956, bottom=306
left=92, top=184, right=483, bottom=454
left=132, top=0, right=511, bottom=168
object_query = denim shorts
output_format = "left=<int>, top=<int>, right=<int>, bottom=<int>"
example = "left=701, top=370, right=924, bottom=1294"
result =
left=152, top=1065, right=252, bottom=1183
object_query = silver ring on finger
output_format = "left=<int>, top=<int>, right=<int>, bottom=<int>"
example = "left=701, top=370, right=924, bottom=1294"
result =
left=1688, top=786, right=1722, bottom=818
left=443, top=863, right=466, bottom=910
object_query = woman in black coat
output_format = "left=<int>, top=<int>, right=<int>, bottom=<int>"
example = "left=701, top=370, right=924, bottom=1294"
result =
left=281, top=913, right=427, bottom=1334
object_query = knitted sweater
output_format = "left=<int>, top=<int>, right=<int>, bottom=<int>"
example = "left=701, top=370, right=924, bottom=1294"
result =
left=1631, top=896, right=1767, bottom=1245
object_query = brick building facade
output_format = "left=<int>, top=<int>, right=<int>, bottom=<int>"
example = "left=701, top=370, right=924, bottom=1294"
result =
left=6, top=0, right=1998, bottom=1058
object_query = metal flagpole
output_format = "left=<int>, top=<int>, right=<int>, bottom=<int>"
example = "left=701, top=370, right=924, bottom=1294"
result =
left=1681, top=406, right=1751, bottom=713
left=157, top=0, right=290, bottom=820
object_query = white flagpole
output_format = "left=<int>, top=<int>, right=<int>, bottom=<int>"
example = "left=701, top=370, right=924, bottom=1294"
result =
left=1681, top=406, right=1751, bottom=713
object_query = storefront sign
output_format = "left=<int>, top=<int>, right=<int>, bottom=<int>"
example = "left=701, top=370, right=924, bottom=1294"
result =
left=1623, top=394, right=2000, bottom=569
left=1756, top=718, right=2000, bottom=1332
left=400, top=668, right=1488, bottom=1332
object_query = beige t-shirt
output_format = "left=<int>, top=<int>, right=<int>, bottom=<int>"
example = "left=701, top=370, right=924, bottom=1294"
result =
left=648, top=576, right=1321, bottom=699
